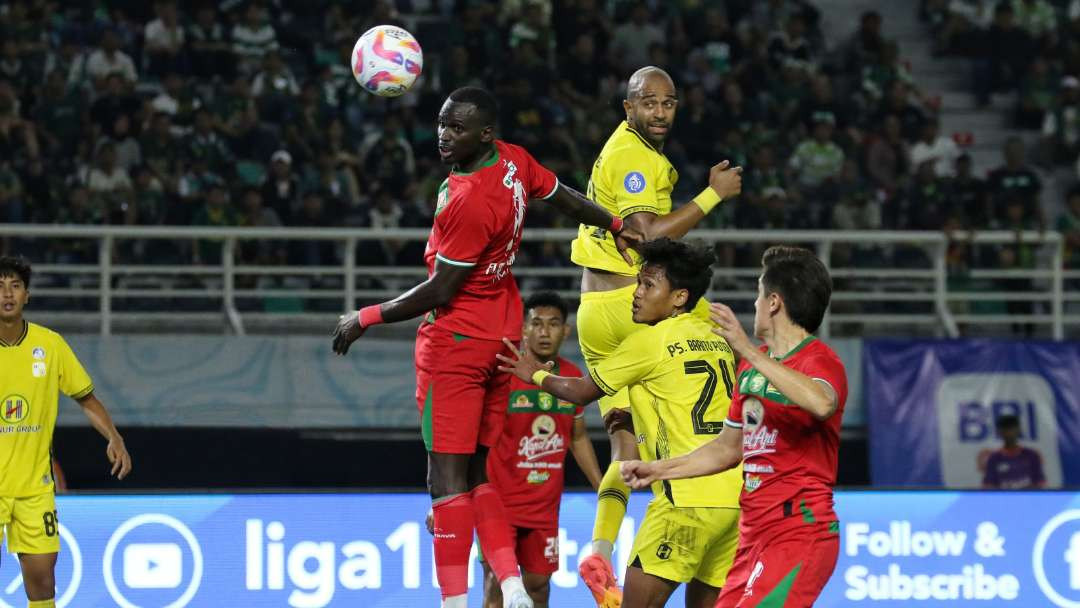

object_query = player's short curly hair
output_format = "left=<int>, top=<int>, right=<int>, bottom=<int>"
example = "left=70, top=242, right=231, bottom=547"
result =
left=0, top=255, right=31, bottom=288
left=448, top=86, right=498, bottom=128
left=639, top=237, right=714, bottom=311
left=524, top=291, right=569, bottom=323
left=760, top=245, right=832, bottom=333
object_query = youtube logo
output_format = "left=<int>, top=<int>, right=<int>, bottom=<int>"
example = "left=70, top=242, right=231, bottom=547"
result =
left=123, top=543, right=183, bottom=589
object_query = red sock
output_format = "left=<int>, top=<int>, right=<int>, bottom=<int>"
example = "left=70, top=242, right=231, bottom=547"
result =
left=431, top=493, right=475, bottom=599
left=471, top=483, right=520, bottom=582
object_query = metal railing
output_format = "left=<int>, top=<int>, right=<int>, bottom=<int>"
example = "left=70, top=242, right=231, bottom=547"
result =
left=2, top=224, right=1076, bottom=338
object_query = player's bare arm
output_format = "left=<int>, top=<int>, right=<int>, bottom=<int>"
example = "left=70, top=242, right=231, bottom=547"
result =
left=496, top=337, right=606, bottom=405
left=545, top=182, right=644, bottom=264
left=624, top=160, right=744, bottom=241
left=332, top=260, right=473, bottom=355
left=710, top=302, right=838, bottom=420
left=76, top=392, right=132, bottom=479
left=620, top=425, right=742, bottom=489
left=570, top=417, right=603, bottom=491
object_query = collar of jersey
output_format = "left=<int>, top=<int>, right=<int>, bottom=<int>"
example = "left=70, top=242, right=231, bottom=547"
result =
left=622, top=121, right=664, bottom=154
left=450, top=146, right=500, bottom=176
left=769, top=334, right=816, bottom=361
left=0, top=320, right=28, bottom=347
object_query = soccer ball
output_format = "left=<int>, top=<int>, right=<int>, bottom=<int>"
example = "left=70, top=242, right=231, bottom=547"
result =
left=351, top=25, right=423, bottom=98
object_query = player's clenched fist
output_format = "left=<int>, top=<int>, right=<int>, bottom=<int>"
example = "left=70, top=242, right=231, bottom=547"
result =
left=620, top=460, right=658, bottom=490
left=708, top=160, right=743, bottom=200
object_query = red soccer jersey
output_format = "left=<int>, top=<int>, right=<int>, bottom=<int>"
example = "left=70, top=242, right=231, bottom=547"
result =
left=725, top=337, right=848, bottom=539
left=424, top=140, right=559, bottom=340
left=487, top=357, right=584, bottom=528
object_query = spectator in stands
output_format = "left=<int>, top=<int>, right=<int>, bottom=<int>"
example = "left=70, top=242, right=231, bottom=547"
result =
left=90, top=73, right=139, bottom=135
left=141, top=112, right=179, bottom=186
left=840, top=10, right=884, bottom=74
left=289, top=191, right=336, bottom=267
left=178, top=157, right=224, bottom=224
left=359, top=113, right=415, bottom=198
left=186, top=109, right=233, bottom=175
left=987, top=136, right=1043, bottom=227
left=788, top=112, right=844, bottom=195
left=238, top=187, right=285, bottom=266
left=85, top=29, right=137, bottom=87
left=133, top=165, right=167, bottom=226
left=973, top=3, right=1034, bottom=106
left=312, top=152, right=361, bottom=211
left=0, top=40, right=30, bottom=92
left=0, top=160, right=24, bottom=223
left=876, top=80, right=927, bottom=142
left=556, top=33, right=610, bottom=122
left=262, top=150, right=301, bottom=223
left=83, top=143, right=135, bottom=225
left=910, top=117, right=960, bottom=177
left=982, top=415, right=1045, bottom=488
left=509, top=0, right=555, bottom=65
left=367, top=188, right=406, bottom=265
left=453, top=3, right=501, bottom=75
left=55, top=185, right=102, bottom=228
left=0, top=81, right=39, bottom=164
left=1040, top=76, right=1080, bottom=165
left=949, top=153, right=991, bottom=228
left=894, top=158, right=949, bottom=230
left=192, top=184, right=238, bottom=264
left=1016, top=57, right=1058, bottom=130
left=1058, top=186, right=1080, bottom=268
left=610, top=3, right=663, bottom=74
left=252, top=51, right=300, bottom=124
left=144, top=1, right=185, bottom=78
left=188, top=5, right=231, bottom=80
left=768, top=14, right=813, bottom=71
left=1012, top=0, right=1057, bottom=48
left=232, top=2, right=278, bottom=76
left=99, top=114, right=142, bottom=173
left=33, top=69, right=84, bottom=156
left=935, top=0, right=994, bottom=56
left=285, top=81, right=329, bottom=166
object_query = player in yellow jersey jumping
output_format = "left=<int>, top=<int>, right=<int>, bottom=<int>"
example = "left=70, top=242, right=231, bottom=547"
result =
left=0, top=256, right=132, bottom=608
left=570, top=66, right=743, bottom=606
left=499, top=238, right=743, bottom=608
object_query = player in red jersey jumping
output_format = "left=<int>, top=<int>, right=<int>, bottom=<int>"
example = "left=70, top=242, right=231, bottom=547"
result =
left=481, top=291, right=603, bottom=607
left=332, top=86, right=641, bottom=608
left=621, top=246, right=847, bottom=607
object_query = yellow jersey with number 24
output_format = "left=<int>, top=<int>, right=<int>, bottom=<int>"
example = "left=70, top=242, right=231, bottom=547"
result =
left=588, top=313, right=742, bottom=508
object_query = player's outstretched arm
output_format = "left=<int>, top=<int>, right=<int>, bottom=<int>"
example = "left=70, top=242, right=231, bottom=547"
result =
left=710, top=302, right=838, bottom=420
left=625, top=160, right=743, bottom=241
left=544, top=183, right=644, bottom=264
left=76, top=393, right=132, bottom=480
left=496, top=337, right=606, bottom=405
left=332, top=260, right=473, bottom=355
left=570, top=417, right=604, bottom=491
left=620, top=426, right=742, bottom=489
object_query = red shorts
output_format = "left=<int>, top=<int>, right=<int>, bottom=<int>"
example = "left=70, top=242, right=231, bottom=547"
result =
left=482, top=524, right=560, bottom=576
left=715, top=523, right=839, bottom=608
left=415, top=323, right=513, bottom=454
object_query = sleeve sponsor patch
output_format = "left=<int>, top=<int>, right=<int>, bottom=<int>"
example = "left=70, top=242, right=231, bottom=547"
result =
left=623, top=171, right=646, bottom=194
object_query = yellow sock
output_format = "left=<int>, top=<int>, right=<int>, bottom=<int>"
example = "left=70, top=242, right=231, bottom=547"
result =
left=28, top=600, right=55, bottom=608
left=591, top=461, right=630, bottom=561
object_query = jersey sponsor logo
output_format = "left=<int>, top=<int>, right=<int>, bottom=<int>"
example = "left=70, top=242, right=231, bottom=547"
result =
left=513, top=394, right=533, bottom=409
left=32, top=361, right=46, bottom=377
left=32, top=347, right=45, bottom=359
left=517, top=414, right=565, bottom=461
left=743, top=463, right=775, bottom=474
left=623, top=171, right=646, bottom=194
left=742, top=399, right=779, bottom=458
left=484, top=160, right=527, bottom=283
left=1, top=394, right=29, bottom=424
left=655, top=542, right=672, bottom=560
left=538, top=393, right=553, bottom=411
left=744, top=474, right=763, bottom=492
left=526, top=470, right=551, bottom=484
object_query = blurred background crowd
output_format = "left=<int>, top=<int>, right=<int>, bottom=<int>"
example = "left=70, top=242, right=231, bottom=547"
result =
left=0, top=0, right=1077, bottom=292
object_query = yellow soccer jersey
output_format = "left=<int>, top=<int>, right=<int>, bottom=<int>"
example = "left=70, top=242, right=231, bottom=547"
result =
left=570, top=121, right=678, bottom=275
left=0, top=322, right=93, bottom=497
left=589, top=313, right=741, bottom=508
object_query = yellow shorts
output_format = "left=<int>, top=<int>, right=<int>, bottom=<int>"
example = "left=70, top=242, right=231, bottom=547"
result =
left=0, top=491, right=60, bottom=554
left=577, top=284, right=713, bottom=416
left=630, top=496, right=739, bottom=588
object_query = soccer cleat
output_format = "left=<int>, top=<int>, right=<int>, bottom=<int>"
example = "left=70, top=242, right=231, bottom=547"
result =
left=578, top=553, right=623, bottom=608
left=504, top=588, right=535, bottom=608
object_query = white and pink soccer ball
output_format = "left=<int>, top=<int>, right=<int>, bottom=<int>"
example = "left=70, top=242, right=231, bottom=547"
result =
left=351, top=25, right=424, bottom=98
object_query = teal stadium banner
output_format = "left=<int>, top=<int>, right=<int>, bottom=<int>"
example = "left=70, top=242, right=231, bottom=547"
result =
left=56, top=336, right=864, bottom=428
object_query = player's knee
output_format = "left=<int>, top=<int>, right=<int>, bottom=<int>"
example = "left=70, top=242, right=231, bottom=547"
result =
left=22, top=569, right=55, bottom=599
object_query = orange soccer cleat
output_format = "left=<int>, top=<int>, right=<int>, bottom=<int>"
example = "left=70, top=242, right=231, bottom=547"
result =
left=578, top=553, right=622, bottom=608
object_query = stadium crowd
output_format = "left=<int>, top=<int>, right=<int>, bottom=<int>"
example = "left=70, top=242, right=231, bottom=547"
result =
left=0, top=0, right=1074, bottom=280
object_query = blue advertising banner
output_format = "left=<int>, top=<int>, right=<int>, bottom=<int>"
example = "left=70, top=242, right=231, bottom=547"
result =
left=865, top=340, right=1080, bottom=487
left=3, top=492, right=1080, bottom=606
